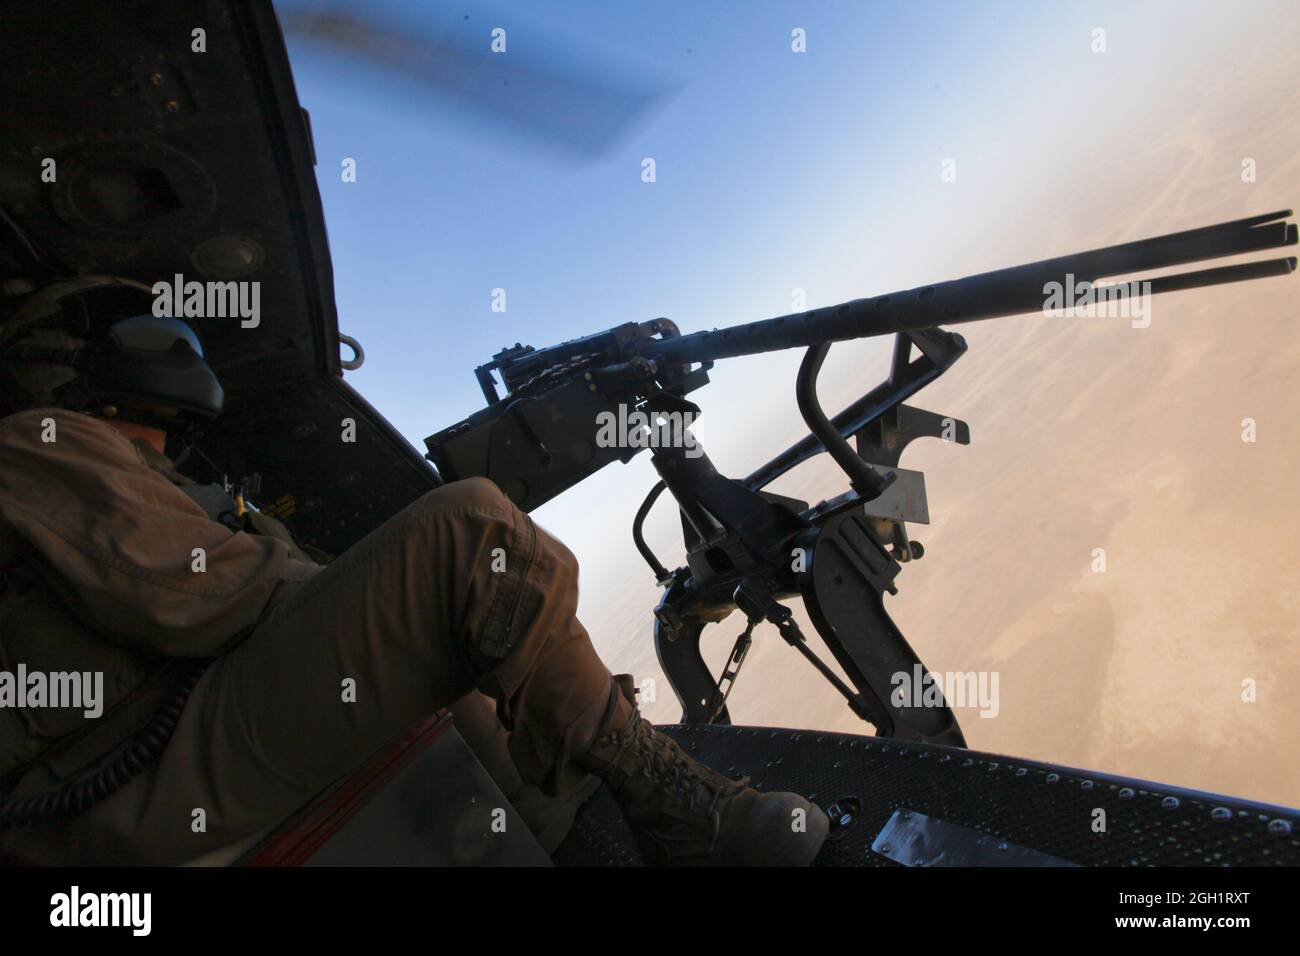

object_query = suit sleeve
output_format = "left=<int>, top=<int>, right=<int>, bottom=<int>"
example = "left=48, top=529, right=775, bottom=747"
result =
left=0, top=409, right=318, bottom=657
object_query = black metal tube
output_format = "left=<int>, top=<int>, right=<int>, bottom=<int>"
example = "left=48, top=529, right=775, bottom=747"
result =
left=640, top=212, right=1296, bottom=368
left=796, top=343, right=893, bottom=500
left=632, top=479, right=670, bottom=581
left=745, top=351, right=945, bottom=491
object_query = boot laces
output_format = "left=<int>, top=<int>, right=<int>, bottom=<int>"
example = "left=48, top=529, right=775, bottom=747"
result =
left=627, top=720, right=741, bottom=814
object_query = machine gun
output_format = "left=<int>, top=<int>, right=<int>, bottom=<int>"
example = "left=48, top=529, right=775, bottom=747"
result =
left=425, top=210, right=1296, bottom=747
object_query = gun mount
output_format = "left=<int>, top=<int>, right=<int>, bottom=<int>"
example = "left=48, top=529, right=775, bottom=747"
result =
left=426, top=210, right=1296, bottom=745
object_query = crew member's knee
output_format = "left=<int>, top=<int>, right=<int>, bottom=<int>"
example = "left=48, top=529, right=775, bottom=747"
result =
left=420, top=476, right=516, bottom=515
left=393, top=479, right=584, bottom=693
left=394, top=478, right=521, bottom=552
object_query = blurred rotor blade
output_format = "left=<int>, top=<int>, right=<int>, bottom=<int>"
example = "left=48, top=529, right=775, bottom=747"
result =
left=277, top=2, right=672, bottom=158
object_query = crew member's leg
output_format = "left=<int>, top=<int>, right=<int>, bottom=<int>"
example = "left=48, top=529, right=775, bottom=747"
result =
left=2, top=478, right=615, bottom=863
left=3, top=478, right=826, bottom=865
left=447, top=692, right=598, bottom=854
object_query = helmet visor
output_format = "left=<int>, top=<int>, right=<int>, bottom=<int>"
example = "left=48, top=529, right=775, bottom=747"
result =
left=109, top=315, right=205, bottom=357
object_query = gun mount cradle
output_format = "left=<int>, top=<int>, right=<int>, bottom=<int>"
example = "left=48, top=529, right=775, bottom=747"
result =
left=425, top=210, right=1298, bottom=747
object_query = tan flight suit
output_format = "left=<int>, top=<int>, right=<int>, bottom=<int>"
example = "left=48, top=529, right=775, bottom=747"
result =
left=0, top=407, right=618, bottom=864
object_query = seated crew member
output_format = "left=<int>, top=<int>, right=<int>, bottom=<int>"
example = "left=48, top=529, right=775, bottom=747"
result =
left=0, top=294, right=829, bottom=866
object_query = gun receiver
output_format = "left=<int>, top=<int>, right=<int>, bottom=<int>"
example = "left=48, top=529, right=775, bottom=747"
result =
left=425, top=210, right=1295, bottom=743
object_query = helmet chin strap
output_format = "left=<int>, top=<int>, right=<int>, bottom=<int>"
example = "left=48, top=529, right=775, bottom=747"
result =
left=93, top=399, right=191, bottom=432
left=98, top=415, right=167, bottom=454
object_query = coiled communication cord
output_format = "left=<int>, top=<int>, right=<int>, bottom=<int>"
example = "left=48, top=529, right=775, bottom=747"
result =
left=0, top=660, right=208, bottom=829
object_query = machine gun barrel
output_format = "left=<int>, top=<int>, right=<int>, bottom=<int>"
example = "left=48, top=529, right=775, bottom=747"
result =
left=641, top=210, right=1296, bottom=367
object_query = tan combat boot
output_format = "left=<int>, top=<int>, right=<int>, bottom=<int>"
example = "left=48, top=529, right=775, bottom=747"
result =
left=580, top=678, right=829, bottom=866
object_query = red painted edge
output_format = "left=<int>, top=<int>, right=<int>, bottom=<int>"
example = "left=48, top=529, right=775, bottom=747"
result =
left=240, top=709, right=453, bottom=867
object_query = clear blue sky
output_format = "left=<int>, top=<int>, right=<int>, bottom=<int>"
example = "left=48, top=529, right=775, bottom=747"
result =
left=279, top=0, right=1067, bottom=431
left=274, top=0, right=1273, bottom=595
